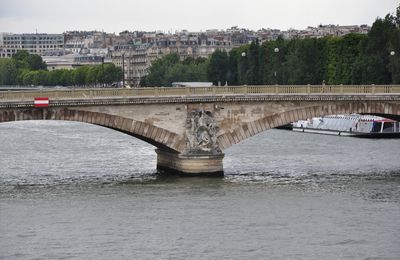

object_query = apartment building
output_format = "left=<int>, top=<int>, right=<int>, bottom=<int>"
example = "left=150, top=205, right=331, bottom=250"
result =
left=0, top=33, right=64, bottom=57
left=112, top=44, right=149, bottom=86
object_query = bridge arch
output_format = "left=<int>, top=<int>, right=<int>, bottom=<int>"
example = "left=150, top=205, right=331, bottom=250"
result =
left=217, top=101, right=400, bottom=150
left=0, top=108, right=182, bottom=153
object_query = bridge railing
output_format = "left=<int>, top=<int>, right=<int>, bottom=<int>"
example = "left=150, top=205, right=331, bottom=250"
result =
left=1, top=85, right=400, bottom=102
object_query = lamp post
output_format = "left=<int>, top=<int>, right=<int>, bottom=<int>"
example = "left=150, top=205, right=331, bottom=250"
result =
left=241, top=52, right=246, bottom=85
left=101, top=56, right=104, bottom=87
left=122, top=52, right=125, bottom=87
left=274, top=47, right=279, bottom=84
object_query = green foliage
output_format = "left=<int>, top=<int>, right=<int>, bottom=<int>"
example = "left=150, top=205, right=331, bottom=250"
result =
left=207, top=49, right=228, bottom=85
left=0, top=50, right=46, bottom=85
left=143, top=18, right=398, bottom=87
left=226, top=48, right=240, bottom=85
left=230, top=6, right=400, bottom=86
left=12, top=50, right=47, bottom=70
left=234, top=45, right=249, bottom=85
left=0, top=58, right=18, bottom=85
left=103, top=63, right=123, bottom=84
left=293, top=38, right=326, bottom=84
left=73, top=66, right=88, bottom=86
left=247, top=40, right=264, bottom=85
left=143, top=53, right=180, bottom=86
left=0, top=59, right=122, bottom=86
left=262, top=37, right=287, bottom=84
left=232, top=41, right=265, bottom=85
left=331, top=34, right=365, bottom=84
left=0, top=48, right=122, bottom=86
left=352, top=13, right=399, bottom=84
left=142, top=53, right=208, bottom=87
left=85, top=66, right=99, bottom=85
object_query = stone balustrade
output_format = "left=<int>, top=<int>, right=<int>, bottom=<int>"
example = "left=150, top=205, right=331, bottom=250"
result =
left=1, top=85, right=399, bottom=102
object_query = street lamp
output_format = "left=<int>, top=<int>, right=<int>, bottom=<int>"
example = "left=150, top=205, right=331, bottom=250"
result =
left=101, top=56, right=104, bottom=87
left=274, top=47, right=279, bottom=82
left=122, top=52, right=125, bottom=87
left=390, top=50, right=395, bottom=84
left=241, top=52, right=246, bottom=85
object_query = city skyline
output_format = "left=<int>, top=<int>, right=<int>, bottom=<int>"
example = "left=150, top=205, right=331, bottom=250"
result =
left=0, top=0, right=398, bottom=34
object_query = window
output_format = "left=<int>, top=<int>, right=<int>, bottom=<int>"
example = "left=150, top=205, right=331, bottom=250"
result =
left=371, top=122, right=382, bottom=133
left=382, top=122, right=394, bottom=133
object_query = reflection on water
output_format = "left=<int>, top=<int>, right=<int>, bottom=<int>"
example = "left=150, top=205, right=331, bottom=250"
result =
left=1, top=121, right=399, bottom=259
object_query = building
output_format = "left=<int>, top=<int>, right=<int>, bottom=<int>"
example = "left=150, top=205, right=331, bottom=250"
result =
left=112, top=44, right=149, bottom=86
left=42, top=54, right=105, bottom=70
left=0, top=33, right=64, bottom=58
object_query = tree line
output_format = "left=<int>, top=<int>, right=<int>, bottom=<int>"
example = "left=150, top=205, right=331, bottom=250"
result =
left=140, top=55, right=209, bottom=87
left=142, top=5, right=400, bottom=86
left=0, top=50, right=122, bottom=86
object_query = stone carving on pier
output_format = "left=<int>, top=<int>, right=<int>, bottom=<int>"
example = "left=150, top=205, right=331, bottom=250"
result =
left=184, top=108, right=221, bottom=155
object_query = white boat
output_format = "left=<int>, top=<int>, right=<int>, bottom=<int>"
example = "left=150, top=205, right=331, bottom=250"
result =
left=292, top=114, right=400, bottom=138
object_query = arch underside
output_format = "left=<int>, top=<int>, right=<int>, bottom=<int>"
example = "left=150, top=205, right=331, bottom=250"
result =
left=217, top=101, right=400, bottom=150
left=0, top=108, right=183, bottom=153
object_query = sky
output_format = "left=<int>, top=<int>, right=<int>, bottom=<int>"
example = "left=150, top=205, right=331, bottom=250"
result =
left=0, top=0, right=398, bottom=34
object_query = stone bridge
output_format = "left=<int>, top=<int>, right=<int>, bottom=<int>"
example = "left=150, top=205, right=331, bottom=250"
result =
left=1, top=85, right=400, bottom=176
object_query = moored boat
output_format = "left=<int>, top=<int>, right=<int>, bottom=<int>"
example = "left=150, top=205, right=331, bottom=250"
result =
left=292, top=114, right=400, bottom=138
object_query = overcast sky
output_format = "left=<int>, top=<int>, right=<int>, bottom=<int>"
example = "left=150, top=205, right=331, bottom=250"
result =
left=0, top=0, right=398, bottom=34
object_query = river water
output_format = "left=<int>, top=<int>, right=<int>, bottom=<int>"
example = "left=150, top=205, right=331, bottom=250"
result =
left=0, top=121, right=399, bottom=260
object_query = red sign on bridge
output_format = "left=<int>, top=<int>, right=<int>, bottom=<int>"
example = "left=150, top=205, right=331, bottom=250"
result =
left=34, top=97, right=49, bottom=107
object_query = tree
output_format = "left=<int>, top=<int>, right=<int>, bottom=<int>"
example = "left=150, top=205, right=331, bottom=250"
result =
left=331, top=34, right=365, bottom=84
left=235, top=45, right=249, bottom=85
left=388, top=5, right=400, bottom=83
left=33, top=70, right=49, bottom=86
left=388, top=29, right=400, bottom=83
left=0, top=59, right=18, bottom=85
left=16, top=69, right=30, bottom=85
left=0, top=50, right=46, bottom=86
left=73, top=66, right=88, bottom=86
left=1, top=53, right=123, bottom=87
left=12, top=50, right=46, bottom=70
left=22, top=71, right=35, bottom=85
left=352, top=15, right=397, bottom=84
left=60, top=69, right=74, bottom=86
left=234, top=41, right=264, bottom=85
left=226, top=48, right=240, bottom=85
left=263, top=37, right=288, bottom=84
left=86, top=67, right=99, bottom=86
left=207, top=49, right=228, bottom=85
left=144, top=53, right=180, bottom=86
left=143, top=53, right=207, bottom=87
left=101, top=63, right=123, bottom=85
left=246, top=40, right=263, bottom=85
left=48, top=70, right=64, bottom=86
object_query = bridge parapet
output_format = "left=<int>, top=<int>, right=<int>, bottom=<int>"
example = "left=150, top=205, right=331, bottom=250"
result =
left=1, top=85, right=400, bottom=102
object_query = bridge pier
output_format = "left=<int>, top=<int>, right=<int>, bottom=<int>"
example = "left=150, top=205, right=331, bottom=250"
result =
left=156, top=149, right=224, bottom=177
left=154, top=107, right=225, bottom=176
